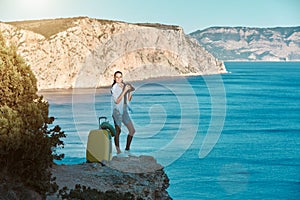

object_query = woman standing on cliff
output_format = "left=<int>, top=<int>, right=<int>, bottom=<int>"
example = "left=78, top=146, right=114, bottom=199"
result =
left=111, top=71, right=135, bottom=156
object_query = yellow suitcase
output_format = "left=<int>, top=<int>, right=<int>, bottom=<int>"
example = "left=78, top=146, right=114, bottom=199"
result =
left=86, top=117, right=114, bottom=163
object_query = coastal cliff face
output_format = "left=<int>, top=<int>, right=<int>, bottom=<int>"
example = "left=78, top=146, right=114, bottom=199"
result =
left=190, top=26, right=300, bottom=61
left=0, top=17, right=226, bottom=90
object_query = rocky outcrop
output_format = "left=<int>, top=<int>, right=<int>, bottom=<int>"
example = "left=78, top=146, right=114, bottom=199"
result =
left=190, top=26, right=300, bottom=61
left=47, top=155, right=172, bottom=200
left=0, top=17, right=226, bottom=90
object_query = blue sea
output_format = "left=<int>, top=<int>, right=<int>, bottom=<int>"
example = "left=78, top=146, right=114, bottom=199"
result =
left=41, top=62, right=300, bottom=200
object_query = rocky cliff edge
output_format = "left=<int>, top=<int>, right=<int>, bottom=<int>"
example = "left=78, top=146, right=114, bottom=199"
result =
left=47, top=155, right=172, bottom=200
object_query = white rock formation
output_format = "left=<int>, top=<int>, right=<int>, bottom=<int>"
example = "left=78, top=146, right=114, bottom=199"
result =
left=190, top=26, right=300, bottom=61
left=0, top=17, right=226, bottom=90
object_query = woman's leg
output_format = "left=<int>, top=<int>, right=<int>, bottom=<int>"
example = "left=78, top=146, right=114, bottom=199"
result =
left=114, top=125, right=121, bottom=154
left=112, top=110, right=122, bottom=154
left=125, top=120, right=135, bottom=151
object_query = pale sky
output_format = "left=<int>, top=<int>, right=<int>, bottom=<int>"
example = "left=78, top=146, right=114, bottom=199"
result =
left=0, top=0, right=299, bottom=33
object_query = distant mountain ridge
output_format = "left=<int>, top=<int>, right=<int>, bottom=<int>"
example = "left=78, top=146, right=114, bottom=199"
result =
left=0, top=17, right=226, bottom=90
left=189, top=26, right=300, bottom=61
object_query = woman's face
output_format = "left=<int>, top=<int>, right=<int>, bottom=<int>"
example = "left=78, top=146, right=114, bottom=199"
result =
left=114, top=72, right=123, bottom=84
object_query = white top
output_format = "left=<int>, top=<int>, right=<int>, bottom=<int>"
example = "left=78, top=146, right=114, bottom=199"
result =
left=111, top=83, right=130, bottom=115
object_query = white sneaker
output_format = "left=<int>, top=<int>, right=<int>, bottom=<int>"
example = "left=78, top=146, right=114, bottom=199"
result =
left=124, top=150, right=135, bottom=157
left=116, top=152, right=128, bottom=157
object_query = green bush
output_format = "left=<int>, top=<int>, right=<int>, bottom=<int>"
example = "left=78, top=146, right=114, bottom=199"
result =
left=0, top=33, right=65, bottom=196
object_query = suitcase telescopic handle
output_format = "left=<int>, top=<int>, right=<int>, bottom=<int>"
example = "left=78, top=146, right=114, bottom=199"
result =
left=99, top=116, right=107, bottom=127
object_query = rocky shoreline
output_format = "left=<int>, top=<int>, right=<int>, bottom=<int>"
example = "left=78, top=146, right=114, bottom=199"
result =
left=47, top=155, right=172, bottom=200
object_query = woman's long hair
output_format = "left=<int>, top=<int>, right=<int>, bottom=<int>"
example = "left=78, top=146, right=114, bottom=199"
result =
left=112, top=71, right=123, bottom=87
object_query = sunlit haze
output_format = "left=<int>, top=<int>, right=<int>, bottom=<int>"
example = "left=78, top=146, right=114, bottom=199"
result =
left=1, top=0, right=299, bottom=33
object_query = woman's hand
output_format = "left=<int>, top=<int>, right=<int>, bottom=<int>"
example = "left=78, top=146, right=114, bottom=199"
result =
left=126, top=84, right=135, bottom=92
left=124, top=84, right=131, bottom=91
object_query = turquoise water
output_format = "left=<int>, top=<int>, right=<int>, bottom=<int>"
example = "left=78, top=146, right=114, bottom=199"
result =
left=42, top=62, right=300, bottom=199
